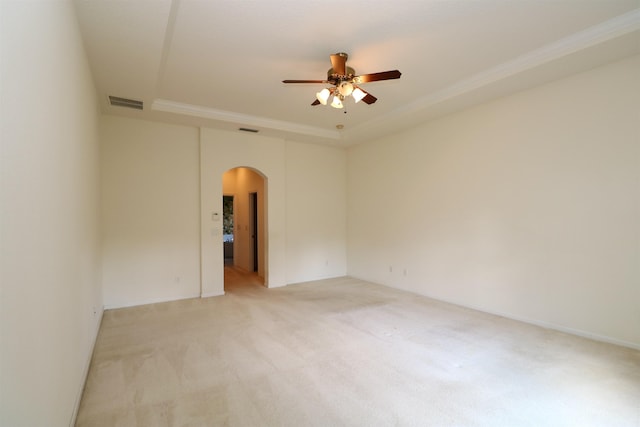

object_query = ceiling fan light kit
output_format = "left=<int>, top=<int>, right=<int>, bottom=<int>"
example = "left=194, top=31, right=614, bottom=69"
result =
left=352, top=87, right=366, bottom=103
left=283, top=52, right=401, bottom=108
left=316, top=88, right=331, bottom=105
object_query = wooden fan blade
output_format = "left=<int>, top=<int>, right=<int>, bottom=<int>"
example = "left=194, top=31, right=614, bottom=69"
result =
left=283, top=79, right=328, bottom=84
left=311, top=99, right=321, bottom=106
left=354, top=87, right=377, bottom=104
left=361, top=93, right=377, bottom=104
left=330, top=53, right=347, bottom=76
left=353, top=70, right=401, bottom=84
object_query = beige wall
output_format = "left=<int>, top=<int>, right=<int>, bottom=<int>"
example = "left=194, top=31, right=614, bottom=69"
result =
left=347, top=54, right=640, bottom=348
left=0, top=2, right=103, bottom=426
left=286, top=141, right=347, bottom=284
left=200, top=128, right=288, bottom=296
left=100, top=116, right=201, bottom=308
left=100, top=123, right=348, bottom=305
left=2, top=4, right=636, bottom=426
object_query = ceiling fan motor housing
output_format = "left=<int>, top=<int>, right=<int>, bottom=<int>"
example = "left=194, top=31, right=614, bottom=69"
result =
left=328, top=66, right=356, bottom=83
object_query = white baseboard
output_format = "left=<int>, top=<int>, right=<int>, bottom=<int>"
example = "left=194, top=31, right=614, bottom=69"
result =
left=201, top=290, right=225, bottom=298
left=348, top=274, right=640, bottom=351
left=477, top=306, right=640, bottom=351
left=104, top=293, right=202, bottom=310
left=69, top=306, right=104, bottom=427
left=421, top=293, right=640, bottom=351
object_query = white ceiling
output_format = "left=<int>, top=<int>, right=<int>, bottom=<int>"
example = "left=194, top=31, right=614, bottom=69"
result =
left=74, top=0, right=640, bottom=146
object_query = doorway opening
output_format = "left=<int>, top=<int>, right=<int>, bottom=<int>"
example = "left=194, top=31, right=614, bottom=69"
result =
left=222, top=167, right=266, bottom=291
left=249, top=192, right=258, bottom=272
left=223, top=195, right=234, bottom=266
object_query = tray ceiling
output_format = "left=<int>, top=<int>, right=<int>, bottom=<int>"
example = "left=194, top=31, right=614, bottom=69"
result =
left=74, top=0, right=640, bottom=146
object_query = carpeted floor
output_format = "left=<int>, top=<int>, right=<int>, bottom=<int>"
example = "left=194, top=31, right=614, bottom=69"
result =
left=76, top=268, right=640, bottom=426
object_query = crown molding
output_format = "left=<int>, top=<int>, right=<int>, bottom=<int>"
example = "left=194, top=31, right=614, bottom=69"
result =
left=346, top=8, right=640, bottom=138
left=151, top=99, right=341, bottom=140
left=152, top=9, right=639, bottom=144
left=421, top=8, right=640, bottom=107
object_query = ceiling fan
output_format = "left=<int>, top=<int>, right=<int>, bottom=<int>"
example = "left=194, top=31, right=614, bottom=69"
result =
left=282, top=52, right=401, bottom=109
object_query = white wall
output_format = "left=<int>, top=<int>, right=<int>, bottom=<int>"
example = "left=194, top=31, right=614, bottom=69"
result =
left=201, top=130, right=349, bottom=295
left=200, top=128, right=288, bottom=295
left=347, top=55, right=640, bottom=348
left=286, top=141, right=347, bottom=284
left=101, top=116, right=201, bottom=308
left=101, top=123, right=347, bottom=304
left=0, top=2, right=103, bottom=426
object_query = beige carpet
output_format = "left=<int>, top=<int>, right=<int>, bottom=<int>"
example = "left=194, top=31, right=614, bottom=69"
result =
left=76, top=269, right=640, bottom=426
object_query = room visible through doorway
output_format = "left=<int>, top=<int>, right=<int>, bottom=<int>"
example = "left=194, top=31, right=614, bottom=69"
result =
left=249, top=192, right=258, bottom=272
left=221, top=167, right=267, bottom=290
left=223, top=195, right=234, bottom=266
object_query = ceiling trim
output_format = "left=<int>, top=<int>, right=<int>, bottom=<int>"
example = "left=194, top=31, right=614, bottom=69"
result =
left=154, top=0, right=181, bottom=94
left=151, top=99, right=341, bottom=140
left=346, top=8, right=640, bottom=135
left=150, top=9, right=638, bottom=144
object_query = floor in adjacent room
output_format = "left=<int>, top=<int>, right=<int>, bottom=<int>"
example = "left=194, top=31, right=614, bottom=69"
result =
left=76, top=268, right=640, bottom=426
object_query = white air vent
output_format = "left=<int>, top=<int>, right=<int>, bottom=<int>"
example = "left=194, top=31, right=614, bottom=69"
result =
left=109, top=96, right=143, bottom=110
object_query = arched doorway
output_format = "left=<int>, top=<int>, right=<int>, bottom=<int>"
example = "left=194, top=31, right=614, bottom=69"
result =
left=222, top=167, right=267, bottom=290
